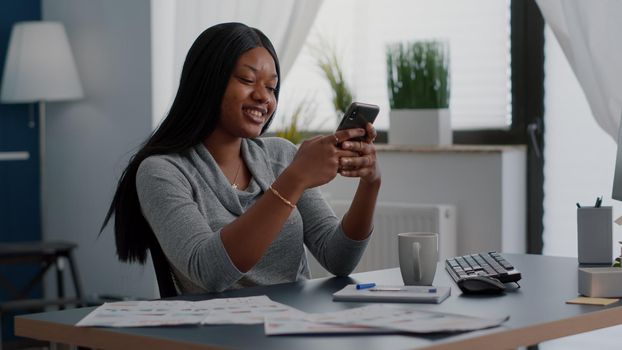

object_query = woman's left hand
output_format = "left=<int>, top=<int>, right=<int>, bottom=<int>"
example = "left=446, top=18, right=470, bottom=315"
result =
left=338, top=123, right=380, bottom=184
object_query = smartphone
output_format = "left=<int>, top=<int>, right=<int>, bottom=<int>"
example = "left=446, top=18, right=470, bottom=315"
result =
left=336, top=102, right=380, bottom=141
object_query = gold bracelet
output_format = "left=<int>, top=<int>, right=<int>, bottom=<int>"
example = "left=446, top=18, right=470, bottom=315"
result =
left=268, top=186, right=296, bottom=209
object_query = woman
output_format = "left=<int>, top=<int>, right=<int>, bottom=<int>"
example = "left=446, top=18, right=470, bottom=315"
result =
left=102, top=22, right=380, bottom=294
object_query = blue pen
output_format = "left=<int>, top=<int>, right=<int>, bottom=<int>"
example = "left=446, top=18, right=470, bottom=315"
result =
left=369, top=287, right=437, bottom=293
left=356, top=282, right=376, bottom=290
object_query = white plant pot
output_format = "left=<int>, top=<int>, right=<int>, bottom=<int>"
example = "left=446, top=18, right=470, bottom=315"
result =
left=389, top=108, right=452, bottom=146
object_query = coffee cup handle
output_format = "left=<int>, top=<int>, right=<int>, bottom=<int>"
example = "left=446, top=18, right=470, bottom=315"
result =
left=412, top=242, right=421, bottom=282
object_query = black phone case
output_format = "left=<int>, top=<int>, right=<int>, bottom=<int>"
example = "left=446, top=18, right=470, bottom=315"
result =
left=336, top=102, right=379, bottom=141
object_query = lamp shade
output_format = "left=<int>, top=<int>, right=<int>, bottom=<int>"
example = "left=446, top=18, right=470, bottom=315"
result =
left=1, top=21, right=83, bottom=103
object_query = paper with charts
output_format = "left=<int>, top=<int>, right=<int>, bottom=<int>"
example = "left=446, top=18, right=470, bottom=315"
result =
left=76, top=295, right=305, bottom=327
left=264, top=304, right=509, bottom=335
left=76, top=295, right=509, bottom=334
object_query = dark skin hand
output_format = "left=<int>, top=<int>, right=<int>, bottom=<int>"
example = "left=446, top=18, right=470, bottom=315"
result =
left=337, top=123, right=381, bottom=243
left=221, top=127, right=377, bottom=272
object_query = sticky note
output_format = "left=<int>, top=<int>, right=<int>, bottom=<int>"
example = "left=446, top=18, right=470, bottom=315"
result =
left=566, top=297, right=619, bottom=306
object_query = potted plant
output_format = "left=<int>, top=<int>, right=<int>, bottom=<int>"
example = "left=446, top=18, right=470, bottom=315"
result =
left=275, top=97, right=317, bottom=144
left=386, top=40, right=451, bottom=145
left=311, top=38, right=354, bottom=125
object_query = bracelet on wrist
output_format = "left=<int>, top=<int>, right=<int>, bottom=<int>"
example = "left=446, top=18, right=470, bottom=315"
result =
left=268, top=185, right=296, bottom=209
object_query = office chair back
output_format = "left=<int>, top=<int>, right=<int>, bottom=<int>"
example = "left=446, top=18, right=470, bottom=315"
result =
left=149, top=239, right=178, bottom=298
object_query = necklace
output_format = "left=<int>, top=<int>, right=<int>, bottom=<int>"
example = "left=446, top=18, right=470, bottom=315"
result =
left=231, top=161, right=242, bottom=189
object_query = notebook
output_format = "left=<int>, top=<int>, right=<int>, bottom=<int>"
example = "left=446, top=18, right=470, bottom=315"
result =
left=333, top=284, right=451, bottom=304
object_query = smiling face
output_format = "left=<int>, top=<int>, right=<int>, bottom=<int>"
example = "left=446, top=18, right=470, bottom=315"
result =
left=217, top=47, right=278, bottom=139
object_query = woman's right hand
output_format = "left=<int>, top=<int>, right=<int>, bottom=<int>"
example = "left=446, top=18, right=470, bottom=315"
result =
left=288, top=128, right=365, bottom=189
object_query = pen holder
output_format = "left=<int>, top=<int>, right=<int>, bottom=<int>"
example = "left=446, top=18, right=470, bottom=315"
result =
left=577, top=206, right=613, bottom=265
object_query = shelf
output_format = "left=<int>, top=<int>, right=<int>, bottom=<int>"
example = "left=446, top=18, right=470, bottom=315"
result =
left=0, top=151, right=30, bottom=161
left=376, top=144, right=526, bottom=154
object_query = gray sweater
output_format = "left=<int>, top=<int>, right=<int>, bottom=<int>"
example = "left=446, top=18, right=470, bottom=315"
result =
left=136, top=137, right=369, bottom=293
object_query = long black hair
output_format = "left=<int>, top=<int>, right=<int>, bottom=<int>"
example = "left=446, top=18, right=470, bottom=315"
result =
left=101, top=22, right=281, bottom=264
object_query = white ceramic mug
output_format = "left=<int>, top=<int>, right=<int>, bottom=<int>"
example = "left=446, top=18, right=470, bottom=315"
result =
left=398, top=232, right=439, bottom=286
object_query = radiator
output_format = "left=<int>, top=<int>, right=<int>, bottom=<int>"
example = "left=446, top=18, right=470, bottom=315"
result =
left=307, top=201, right=457, bottom=278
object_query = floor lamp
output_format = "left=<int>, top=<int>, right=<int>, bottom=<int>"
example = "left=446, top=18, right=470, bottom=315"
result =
left=0, top=21, right=84, bottom=239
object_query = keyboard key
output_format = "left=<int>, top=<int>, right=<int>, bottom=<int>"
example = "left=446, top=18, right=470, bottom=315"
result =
left=499, top=262, right=514, bottom=270
left=465, top=256, right=480, bottom=269
left=473, top=255, right=488, bottom=266
left=482, top=254, right=506, bottom=273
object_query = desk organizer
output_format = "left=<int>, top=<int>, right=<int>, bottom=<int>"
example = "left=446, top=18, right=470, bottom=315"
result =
left=578, top=267, right=622, bottom=297
left=577, top=206, right=612, bottom=265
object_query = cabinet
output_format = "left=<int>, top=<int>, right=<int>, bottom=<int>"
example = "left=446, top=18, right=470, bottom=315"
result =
left=320, top=145, right=527, bottom=254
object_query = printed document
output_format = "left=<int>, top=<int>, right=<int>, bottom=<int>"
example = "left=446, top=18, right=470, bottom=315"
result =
left=77, top=295, right=509, bottom=335
left=265, top=304, right=509, bottom=335
left=76, top=296, right=304, bottom=327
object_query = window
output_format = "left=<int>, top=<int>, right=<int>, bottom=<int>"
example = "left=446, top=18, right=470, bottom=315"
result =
left=275, top=0, right=511, bottom=132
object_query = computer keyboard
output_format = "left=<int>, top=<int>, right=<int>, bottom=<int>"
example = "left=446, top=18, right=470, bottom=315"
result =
left=445, top=252, right=522, bottom=284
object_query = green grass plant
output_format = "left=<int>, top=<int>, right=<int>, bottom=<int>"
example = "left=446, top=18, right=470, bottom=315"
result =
left=386, top=40, right=450, bottom=109
left=275, top=97, right=317, bottom=144
left=310, top=38, right=354, bottom=121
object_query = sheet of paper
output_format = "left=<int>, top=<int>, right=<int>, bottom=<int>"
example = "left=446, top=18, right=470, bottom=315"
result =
left=266, top=304, right=509, bottom=335
left=345, top=305, right=509, bottom=333
left=265, top=306, right=391, bottom=335
left=76, top=296, right=304, bottom=327
left=198, top=295, right=305, bottom=325
left=566, top=296, right=619, bottom=306
left=264, top=315, right=386, bottom=335
left=76, top=300, right=209, bottom=327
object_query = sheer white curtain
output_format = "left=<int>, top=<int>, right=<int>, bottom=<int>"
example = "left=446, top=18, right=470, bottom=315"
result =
left=536, top=0, right=622, bottom=140
left=151, top=0, right=323, bottom=127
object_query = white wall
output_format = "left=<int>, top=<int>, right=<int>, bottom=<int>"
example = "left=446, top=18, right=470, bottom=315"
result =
left=542, top=26, right=622, bottom=259
left=43, top=0, right=156, bottom=299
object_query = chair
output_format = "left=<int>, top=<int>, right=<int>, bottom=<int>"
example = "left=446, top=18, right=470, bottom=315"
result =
left=149, top=239, right=178, bottom=298
left=0, top=240, right=84, bottom=349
